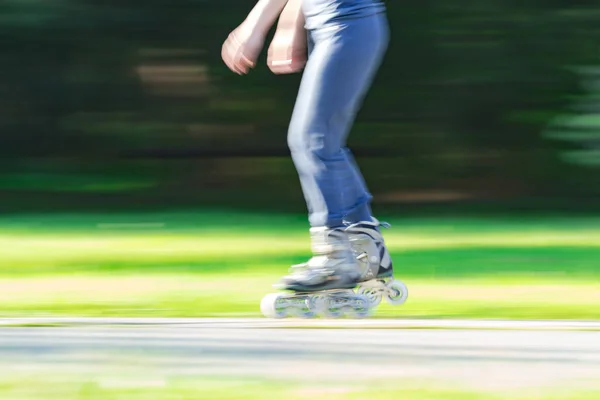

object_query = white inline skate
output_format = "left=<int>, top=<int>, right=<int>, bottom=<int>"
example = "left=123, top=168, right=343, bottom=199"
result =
left=346, top=218, right=409, bottom=309
left=260, top=218, right=408, bottom=319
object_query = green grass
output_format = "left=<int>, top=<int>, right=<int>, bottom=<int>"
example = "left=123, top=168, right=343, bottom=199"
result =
left=1, top=274, right=598, bottom=319
left=0, top=210, right=599, bottom=319
left=0, top=375, right=598, bottom=400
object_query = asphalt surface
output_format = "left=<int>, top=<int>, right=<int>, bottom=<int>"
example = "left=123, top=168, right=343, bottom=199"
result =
left=1, top=318, right=600, bottom=390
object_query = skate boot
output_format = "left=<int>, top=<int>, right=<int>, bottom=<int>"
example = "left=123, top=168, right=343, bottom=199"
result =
left=345, top=218, right=408, bottom=308
left=260, top=227, right=372, bottom=319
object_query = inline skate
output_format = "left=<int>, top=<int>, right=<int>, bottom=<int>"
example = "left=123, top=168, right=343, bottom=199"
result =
left=260, top=218, right=408, bottom=318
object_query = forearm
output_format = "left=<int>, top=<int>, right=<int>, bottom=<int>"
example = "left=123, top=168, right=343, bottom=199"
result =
left=276, top=0, right=304, bottom=32
left=243, top=0, right=292, bottom=36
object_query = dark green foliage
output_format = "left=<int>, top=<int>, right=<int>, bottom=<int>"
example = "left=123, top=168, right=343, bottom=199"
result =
left=1, top=1, right=600, bottom=211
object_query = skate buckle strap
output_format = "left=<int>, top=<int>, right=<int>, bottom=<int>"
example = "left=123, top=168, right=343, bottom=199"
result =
left=289, top=261, right=334, bottom=276
left=312, top=243, right=335, bottom=254
left=311, top=228, right=350, bottom=255
left=344, top=218, right=391, bottom=231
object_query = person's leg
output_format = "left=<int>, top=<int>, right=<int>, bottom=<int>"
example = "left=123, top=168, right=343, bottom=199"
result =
left=341, top=148, right=373, bottom=224
left=277, top=13, right=389, bottom=291
left=288, top=13, right=389, bottom=229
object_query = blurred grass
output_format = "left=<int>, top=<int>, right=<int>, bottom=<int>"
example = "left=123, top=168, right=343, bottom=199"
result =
left=0, top=210, right=599, bottom=318
left=1, top=274, right=598, bottom=319
left=0, top=375, right=599, bottom=400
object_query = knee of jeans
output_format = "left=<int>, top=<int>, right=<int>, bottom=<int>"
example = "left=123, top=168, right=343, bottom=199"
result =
left=287, top=127, right=306, bottom=155
left=307, top=135, right=344, bottom=161
left=288, top=124, right=343, bottom=160
left=289, top=135, right=340, bottom=161
left=312, top=144, right=341, bottom=160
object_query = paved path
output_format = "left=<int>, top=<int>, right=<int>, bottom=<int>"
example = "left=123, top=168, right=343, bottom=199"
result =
left=1, top=318, right=600, bottom=390
left=2, top=317, right=600, bottom=329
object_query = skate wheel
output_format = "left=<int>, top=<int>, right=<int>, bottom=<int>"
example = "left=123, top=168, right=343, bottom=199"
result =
left=385, top=280, right=408, bottom=305
left=260, top=293, right=288, bottom=318
left=357, top=286, right=383, bottom=307
left=350, top=295, right=373, bottom=318
left=306, top=295, right=325, bottom=317
left=308, top=295, right=342, bottom=318
left=324, top=296, right=345, bottom=319
left=299, top=298, right=318, bottom=318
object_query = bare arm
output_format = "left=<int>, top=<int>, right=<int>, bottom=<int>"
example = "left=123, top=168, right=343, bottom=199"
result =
left=222, top=0, right=304, bottom=75
left=222, top=0, right=291, bottom=74
left=242, top=0, right=293, bottom=37
left=267, top=0, right=306, bottom=74
left=275, top=0, right=304, bottom=32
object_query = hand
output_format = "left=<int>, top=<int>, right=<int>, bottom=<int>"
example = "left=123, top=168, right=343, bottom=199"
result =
left=267, top=27, right=307, bottom=74
left=221, top=24, right=265, bottom=75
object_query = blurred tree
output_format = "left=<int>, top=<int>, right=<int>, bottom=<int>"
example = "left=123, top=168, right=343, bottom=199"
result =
left=545, top=65, right=600, bottom=167
left=1, top=0, right=600, bottom=211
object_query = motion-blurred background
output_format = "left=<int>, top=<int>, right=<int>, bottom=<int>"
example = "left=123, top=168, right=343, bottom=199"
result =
left=2, top=2, right=600, bottom=399
left=3, top=0, right=600, bottom=211
left=1, top=1, right=599, bottom=319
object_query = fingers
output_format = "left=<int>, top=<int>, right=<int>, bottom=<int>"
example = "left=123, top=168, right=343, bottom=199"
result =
left=221, top=32, right=256, bottom=75
left=268, top=59, right=293, bottom=74
left=268, top=57, right=303, bottom=74
left=223, top=33, right=247, bottom=75
left=238, top=53, right=256, bottom=73
left=267, top=42, right=306, bottom=74
left=267, top=40, right=291, bottom=74
left=289, top=46, right=307, bottom=72
left=221, top=36, right=241, bottom=74
left=222, top=27, right=306, bottom=75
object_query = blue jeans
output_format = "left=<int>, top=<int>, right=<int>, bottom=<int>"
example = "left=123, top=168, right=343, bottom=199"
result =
left=287, top=12, right=389, bottom=228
